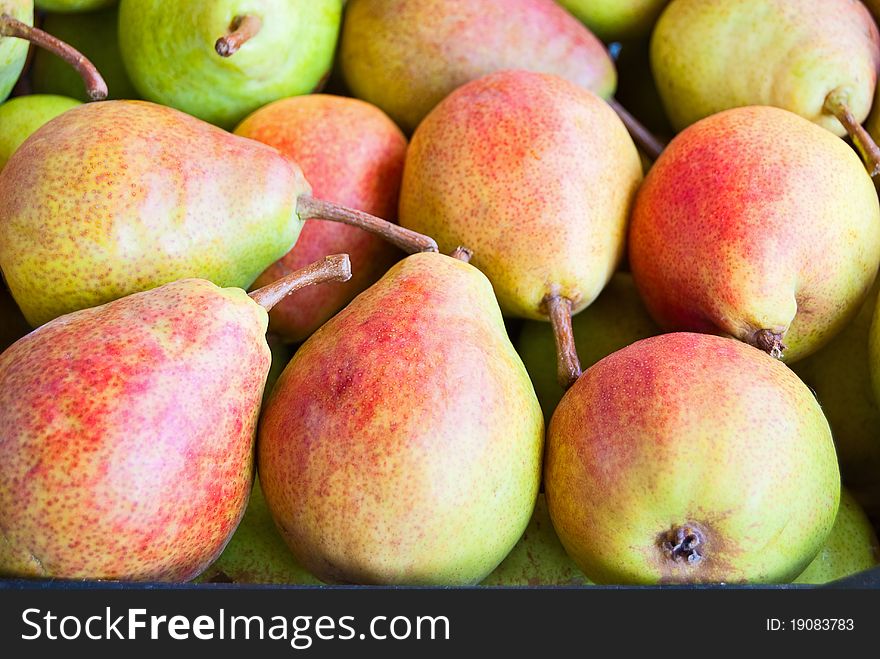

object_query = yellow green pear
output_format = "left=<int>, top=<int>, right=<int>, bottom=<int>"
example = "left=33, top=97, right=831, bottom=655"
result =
left=794, top=282, right=880, bottom=515
left=558, top=0, right=669, bottom=42
left=0, top=94, right=80, bottom=169
left=0, top=100, right=433, bottom=327
left=794, top=489, right=879, bottom=584
left=482, top=495, right=590, bottom=586
left=651, top=0, right=880, bottom=171
left=195, top=479, right=322, bottom=586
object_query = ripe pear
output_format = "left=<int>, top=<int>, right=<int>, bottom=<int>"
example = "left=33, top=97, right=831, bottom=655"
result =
left=400, top=70, right=642, bottom=387
left=546, top=333, right=840, bottom=585
left=118, top=0, right=342, bottom=129
left=517, top=273, right=659, bottom=422
left=35, top=1, right=115, bottom=10
left=0, top=100, right=434, bottom=327
left=652, top=0, right=880, bottom=173
left=0, top=94, right=80, bottom=169
left=195, top=479, right=322, bottom=585
left=340, top=0, right=616, bottom=134
left=31, top=7, right=139, bottom=101
left=794, top=489, right=879, bottom=585
left=558, top=0, right=669, bottom=42
left=794, top=281, right=880, bottom=515
left=629, top=106, right=880, bottom=363
left=482, top=495, right=591, bottom=587
left=259, top=252, right=544, bottom=585
left=1, top=3, right=107, bottom=102
left=236, top=95, right=406, bottom=343
left=0, top=255, right=352, bottom=581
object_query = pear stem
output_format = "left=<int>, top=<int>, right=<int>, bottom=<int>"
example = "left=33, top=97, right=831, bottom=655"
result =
left=607, top=97, right=665, bottom=161
left=0, top=13, right=107, bottom=101
left=450, top=246, right=473, bottom=262
left=544, top=294, right=581, bottom=390
left=296, top=195, right=439, bottom=255
left=824, top=90, right=880, bottom=177
left=215, top=15, right=262, bottom=57
left=248, top=254, right=352, bottom=311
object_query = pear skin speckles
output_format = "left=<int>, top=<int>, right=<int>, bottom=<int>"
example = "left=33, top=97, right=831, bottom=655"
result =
left=545, top=332, right=840, bottom=585
left=0, top=279, right=269, bottom=581
left=258, top=253, right=544, bottom=585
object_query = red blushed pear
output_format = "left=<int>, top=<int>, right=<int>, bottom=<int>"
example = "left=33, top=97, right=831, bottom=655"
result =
left=629, top=106, right=880, bottom=363
left=545, top=333, right=840, bottom=585
left=0, top=100, right=435, bottom=328
left=0, top=255, right=351, bottom=581
left=400, top=70, right=643, bottom=389
left=235, top=95, right=406, bottom=343
left=258, top=249, right=544, bottom=585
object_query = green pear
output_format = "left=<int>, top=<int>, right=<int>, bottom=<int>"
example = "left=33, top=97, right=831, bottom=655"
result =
left=545, top=333, right=840, bottom=584
left=482, top=495, right=591, bottom=586
left=651, top=0, right=880, bottom=173
left=31, top=7, right=139, bottom=101
left=558, top=0, right=669, bottom=42
left=630, top=107, right=880, bottom=363
left=400, top=70, right=642, bottom=388
left=0, top=99, right=435, bottom=327
left=794, top=282, right=880, bottom=514
left=517, top=273, right=659, bottom=422
left=35, top=0, right=115, bottom=10
left=0, top=94, right=80, bottom=169
left=118, top=0, right=342, bottom=128
left=794, top=489, right=879, bottom=585
left=259, top=252, right=544, bottom=585
left=195, top=479, right=322, bottom=585
left=0, top=254, right=352, bottom=581
left=0, top=1, right=33, bottom=102
left=340, top=0, right=617, bottom=134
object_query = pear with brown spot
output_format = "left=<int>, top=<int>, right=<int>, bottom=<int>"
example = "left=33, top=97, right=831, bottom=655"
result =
left=545, top=332, right=840, bottom=584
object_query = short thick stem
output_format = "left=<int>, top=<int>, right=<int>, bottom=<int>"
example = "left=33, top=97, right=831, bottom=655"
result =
left=607, top=97, right=665, bottom=161
left=0, top=13, right=107, bottom=101
left=824, top=89, right=880, bottom=177
left=544, top=294, right=581, bottom=390
left=248, top=254, right=352, bottom=311
left=449, top=246, right=473, bottom=262
left=296, top=195, right=438, bottom=255
left=215, top=15, right=262, bottom=57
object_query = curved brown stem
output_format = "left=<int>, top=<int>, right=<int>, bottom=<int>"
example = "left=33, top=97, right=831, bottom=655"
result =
left=607, top=97, right=665, bottom=162
left=0, top=13, right=107, bottom=101
left=824, top=89, right=880, bottom=177
left=296, top=195, right=438, bottom=255
left=249, top=254, right=352, bottom=311
left=449, top=246, right=473, bottom=262
left=544, top=293, right=581, bottom=390
left=215, top=15, right=263, bottom=57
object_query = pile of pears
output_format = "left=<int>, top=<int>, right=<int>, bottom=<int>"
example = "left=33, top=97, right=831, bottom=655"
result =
left=0, top=0, right=879, bottom=587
